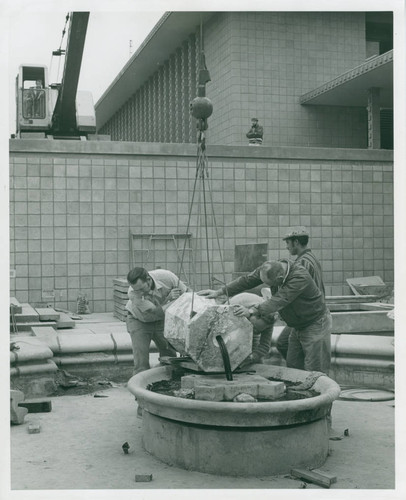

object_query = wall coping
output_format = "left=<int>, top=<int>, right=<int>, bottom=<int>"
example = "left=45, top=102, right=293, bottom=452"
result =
left=9, top=139, right=393, bottom=163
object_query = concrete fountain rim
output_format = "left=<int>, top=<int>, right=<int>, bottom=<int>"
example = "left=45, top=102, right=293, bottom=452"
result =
left=127, top=364, right=341, bottom=427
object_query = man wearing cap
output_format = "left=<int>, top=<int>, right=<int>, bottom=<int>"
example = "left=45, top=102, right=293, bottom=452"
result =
left=276, top=227, right=326, bottom=361
left=200, top=259, right=331, bottom=372
left=237, top=260, right=331, bottom=373
left=246, top=117, right=263, bottom=145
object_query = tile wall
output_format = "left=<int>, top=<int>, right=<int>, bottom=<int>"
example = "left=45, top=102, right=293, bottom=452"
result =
left=9, top=141, right=394, bottom=312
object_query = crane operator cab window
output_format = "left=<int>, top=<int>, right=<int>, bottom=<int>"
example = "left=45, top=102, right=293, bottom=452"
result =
left=23, top=79, right=46, bottom=119
left=20, top=66, right=47, bottom=120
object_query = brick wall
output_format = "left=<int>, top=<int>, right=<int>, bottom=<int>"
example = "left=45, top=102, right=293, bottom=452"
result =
left=9, top=140, right=393, bottom=313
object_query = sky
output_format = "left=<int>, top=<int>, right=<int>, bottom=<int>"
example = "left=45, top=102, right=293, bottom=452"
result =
left=6, top=9, right=165, bottom=135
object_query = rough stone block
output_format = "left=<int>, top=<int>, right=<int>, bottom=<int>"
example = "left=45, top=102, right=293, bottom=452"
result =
left=10, top=390, right=28, bottom=424
left=180, top=374, right=201, bottom=390
left=28, top=423, right=41, bottom=434
left=223, top=382, right=258, bottom=401
left=257, top=380, right=286, bottom=400
left=194, top=383, right=225, bottom=402
left=135, top=474, right=152, bottom=482
left=165, top=293, right=253, bottom=372
left=182, top=373, right=286, bottom=402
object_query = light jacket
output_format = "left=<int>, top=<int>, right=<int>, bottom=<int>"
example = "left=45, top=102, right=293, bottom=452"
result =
left=125, top=269, right=188, bottom=322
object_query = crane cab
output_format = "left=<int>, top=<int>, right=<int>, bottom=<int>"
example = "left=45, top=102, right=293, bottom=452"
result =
left=16, top=64, right=55, bottom=135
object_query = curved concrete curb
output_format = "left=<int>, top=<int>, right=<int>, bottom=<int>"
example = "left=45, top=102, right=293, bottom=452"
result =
left=10, top=328, right=394, bottom=398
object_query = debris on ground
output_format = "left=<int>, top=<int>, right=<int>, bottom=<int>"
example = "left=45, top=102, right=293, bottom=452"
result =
left=135, top=473, right=153, bottom=482
left=10, top=389, right=28, bottom=425
left=233, top=393, right=257, bottom=403
left=172, top=388, right=194, bottom=399
left=28, top=423, right=41, bottom=434
left=18, top=398, right=52, bottom=413
left=291, top=467, right=337, bottom=488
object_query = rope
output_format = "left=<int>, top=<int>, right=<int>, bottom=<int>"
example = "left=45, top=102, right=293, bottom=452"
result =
left=50, top=13, right=70, bottom=85
left=175, top=15, right=229, bottom=317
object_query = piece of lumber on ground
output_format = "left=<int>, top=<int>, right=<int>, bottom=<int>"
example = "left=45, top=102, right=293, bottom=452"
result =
left=18, top=398, right=52, bottom=413
left=291, top=468, right=337, bottom=488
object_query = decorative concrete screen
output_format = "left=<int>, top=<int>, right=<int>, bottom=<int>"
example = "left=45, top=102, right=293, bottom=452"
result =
left=164, top=292, right=253, bottom=372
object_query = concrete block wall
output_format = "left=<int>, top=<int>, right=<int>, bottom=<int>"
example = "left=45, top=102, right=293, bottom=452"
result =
left=9, top=140, right=393, bottom=313
left=204, top=11, right=368, bottom=148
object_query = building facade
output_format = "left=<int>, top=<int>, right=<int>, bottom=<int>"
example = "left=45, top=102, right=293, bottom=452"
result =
left=96, top=11, right=393, bottom=149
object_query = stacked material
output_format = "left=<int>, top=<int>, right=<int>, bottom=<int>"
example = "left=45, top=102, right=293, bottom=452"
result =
left=113, top=278, right=128, bottom=322
left=10, top=297, right=75, bottom=335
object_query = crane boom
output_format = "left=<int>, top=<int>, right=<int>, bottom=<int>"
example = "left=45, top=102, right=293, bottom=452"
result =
left=51, top=12, right=90, bottom=136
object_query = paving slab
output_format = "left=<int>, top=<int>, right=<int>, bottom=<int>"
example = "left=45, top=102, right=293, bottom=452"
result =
left=11, top=303, right=39, bottom=323
left=55, top=312, right=75, bottom=329
left=35, top=307, right=60, bottom=321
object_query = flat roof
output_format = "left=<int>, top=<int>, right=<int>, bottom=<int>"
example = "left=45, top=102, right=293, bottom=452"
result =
left=95, top=12, right=213, bottom=130
left=300, top=51, right=393, bottom=108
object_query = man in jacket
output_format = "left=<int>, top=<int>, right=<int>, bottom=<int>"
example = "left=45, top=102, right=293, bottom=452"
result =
left=276, top=227, right=326, bottom=360
left=235, top=260, right=331, bottom=373
left=201, top=259, right=331, bottom=373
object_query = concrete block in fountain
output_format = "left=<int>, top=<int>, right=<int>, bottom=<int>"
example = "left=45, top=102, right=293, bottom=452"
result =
left=164, top=292, right=253, bottom=372
left=181, top=373, right=285, bottom=401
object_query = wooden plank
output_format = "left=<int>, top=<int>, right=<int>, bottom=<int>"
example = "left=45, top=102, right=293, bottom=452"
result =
left=291, top=468, right=337, bottom=488
left=326, top=294, right=379, bottom=303
left=346, top=276, right=387, bottom=296
left=18, top=398, right=52, bottom=413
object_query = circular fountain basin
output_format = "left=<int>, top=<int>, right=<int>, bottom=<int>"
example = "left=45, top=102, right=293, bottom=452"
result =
left=127, top=364, right=341, bottom=477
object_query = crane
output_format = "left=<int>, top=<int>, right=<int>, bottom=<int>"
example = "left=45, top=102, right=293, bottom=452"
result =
left=15, top=12, right=96, bottom=139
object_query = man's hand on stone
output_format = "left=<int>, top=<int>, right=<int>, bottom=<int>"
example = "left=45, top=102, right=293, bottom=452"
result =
left=197, top=289, right=222, bottom=299
left=167, top=288, right=182, bottom=301
left=232, top=305, right=250, bottom=318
